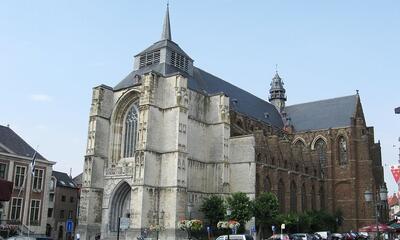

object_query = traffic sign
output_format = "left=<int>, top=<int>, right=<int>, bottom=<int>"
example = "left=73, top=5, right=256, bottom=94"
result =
left=281, top=224, right=285, bottom=230
left=119, top=217, right=130, bottom=230
left=66, top=219, right=74, bottom=233
left=272, top=225, right=276, bottom=232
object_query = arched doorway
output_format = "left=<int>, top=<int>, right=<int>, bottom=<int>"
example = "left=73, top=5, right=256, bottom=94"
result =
left=110, top=181, right=132, bottom=232
left=58, top=225, right=64, bottom=240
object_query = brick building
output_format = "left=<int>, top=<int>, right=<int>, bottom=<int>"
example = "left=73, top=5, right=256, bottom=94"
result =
left=0, top=125, right=54, bottom=235
left=47, top=171, right=79, bottom=240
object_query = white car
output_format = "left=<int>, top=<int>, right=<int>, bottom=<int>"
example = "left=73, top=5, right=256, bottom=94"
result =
left=216, top=235, right=254, bottom=240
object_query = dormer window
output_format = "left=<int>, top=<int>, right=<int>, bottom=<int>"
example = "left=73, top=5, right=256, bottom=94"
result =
left=171, top=51, right=189, bottom=72
left=139, top=50, right=161, bottom=69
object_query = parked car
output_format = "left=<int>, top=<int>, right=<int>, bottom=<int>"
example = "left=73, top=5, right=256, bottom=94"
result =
left=268, top=234, right=290, bottom=240
left=315, top=231, right=332, bottom=240
left=7, top=236, right=52, bottom=240
left=216, top=235, right=254, bottom=240
left=331, top=233, right=343, bottom=240
left=291, top=233, right=313, bottom=240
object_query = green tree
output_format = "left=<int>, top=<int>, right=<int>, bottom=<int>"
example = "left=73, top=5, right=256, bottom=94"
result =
left=200, top=195, right=226, bottom=227
left=226, top=192, right=253, bottom=233
left=252, top=192, right=279, bottom=239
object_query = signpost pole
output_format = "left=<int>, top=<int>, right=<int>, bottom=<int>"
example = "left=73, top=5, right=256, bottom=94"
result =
left=117, top=217, right=120, bottom=240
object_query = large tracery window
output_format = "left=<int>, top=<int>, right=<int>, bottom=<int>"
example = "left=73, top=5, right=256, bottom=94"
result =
left=278, top=179, right=285, bottom=213
left=290, top=181, right=297, bottom=213
left=338, top=136, right=348, bottom=166
left=123, top=104, right=139, bottom=158
left=315, top=139, right=327, bottom=167
left=295, top=140, right=306, bottom=151
left=301, top=183, right=307, bottom=212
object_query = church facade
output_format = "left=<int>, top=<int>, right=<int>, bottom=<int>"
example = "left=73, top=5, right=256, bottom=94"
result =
left=77, top=7, right=387, bottom=240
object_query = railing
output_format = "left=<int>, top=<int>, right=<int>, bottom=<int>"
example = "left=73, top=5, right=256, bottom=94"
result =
left=104, top=166, right=134, bottom=176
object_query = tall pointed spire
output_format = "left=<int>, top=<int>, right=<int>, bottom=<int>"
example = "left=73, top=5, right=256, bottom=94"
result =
left=161, top=3, right=172, bottom=41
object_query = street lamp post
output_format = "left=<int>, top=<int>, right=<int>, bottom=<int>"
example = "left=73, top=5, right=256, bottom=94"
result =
left=187, top=202, right=194, bottom=240
left=226, top=208, right=232, bottom=240
left=364, top=186, right=388, bottom=239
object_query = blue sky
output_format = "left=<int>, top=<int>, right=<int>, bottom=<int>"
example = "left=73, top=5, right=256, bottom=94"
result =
left=0, top=1, right=399, bottom=193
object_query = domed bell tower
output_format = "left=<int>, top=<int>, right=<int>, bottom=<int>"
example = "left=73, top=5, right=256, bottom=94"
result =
left=268, top=71, right=287, bottom=113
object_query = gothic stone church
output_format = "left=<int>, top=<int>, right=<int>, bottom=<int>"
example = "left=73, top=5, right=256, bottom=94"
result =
left=77, top=6, right=387, bottom=240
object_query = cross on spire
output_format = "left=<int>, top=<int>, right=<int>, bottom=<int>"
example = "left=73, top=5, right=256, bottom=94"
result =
left=161, top=3, right=172, bottom=41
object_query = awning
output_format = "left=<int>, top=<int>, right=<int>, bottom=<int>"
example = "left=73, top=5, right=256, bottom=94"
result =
left=390, top=222, right=400, bottom=232
left=359, top=224, right=394, bottom=232
left=0, top=179, right=13, bottom=201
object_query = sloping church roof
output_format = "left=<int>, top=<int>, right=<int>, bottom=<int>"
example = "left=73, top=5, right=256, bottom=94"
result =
left=285, top=95, right=358, bottom=132
left=0, top=125, right=46, bottom=160
left=114, top=63, right=284, bottom=129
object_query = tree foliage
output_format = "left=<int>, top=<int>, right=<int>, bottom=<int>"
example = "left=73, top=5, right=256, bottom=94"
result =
left=226, top=192, right=252, bottom=225
left=277, top=210, right=338, bottom=233
left=252, top=192, right=280, bottom=238
left=252, top=192, right=279, bottom=225
left=200, top=195, right=226, bottom=227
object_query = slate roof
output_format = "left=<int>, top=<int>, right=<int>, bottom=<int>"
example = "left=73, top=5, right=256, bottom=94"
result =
left=73, top=173, right=82, bottom=186
left=114, top=63, right=284, bottom=128
left=285, top=95, right=358, bottom=132
left=0, top=125, right=46, bottom=160
left=135, top=40, right=192, bottom=60
left=52, top=170, right=78, bottom=189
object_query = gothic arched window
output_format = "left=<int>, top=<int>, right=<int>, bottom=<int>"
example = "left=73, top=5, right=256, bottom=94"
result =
left=123, top=104, right=139, bottom=158
left=290, top=181, right=297, bottom=213
left=295, top=140, right=306, bottom=151
left=278, top=179, right=285, bottom=213
left=315, top=139, right=327, bottom=168
left=320, top=186, right=325, bottom=210
left=311, top=185, right=316, bottom=210
left=338, top=136, right=348, bottom=165
left=301, top=183, right=307, bottom=212
left=264, top=177, right=271, bottom=192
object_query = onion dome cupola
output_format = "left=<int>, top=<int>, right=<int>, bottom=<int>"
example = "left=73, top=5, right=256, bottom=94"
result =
left=268, top=71, right=287, bottom=112
left=133, top=4, right=194, bottom=76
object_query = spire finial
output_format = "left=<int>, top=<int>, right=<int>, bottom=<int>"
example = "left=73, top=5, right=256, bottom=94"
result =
left=275, top=64, right=278, bottom=73
left=161, top=3, right=172, bottom=41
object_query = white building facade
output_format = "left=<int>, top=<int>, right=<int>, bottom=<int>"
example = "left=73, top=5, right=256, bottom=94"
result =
left=77, top=6, right=264, bottom=240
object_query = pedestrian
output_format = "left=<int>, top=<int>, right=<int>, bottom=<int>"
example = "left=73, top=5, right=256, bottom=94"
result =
left=76, top=233, right=80, bottom=240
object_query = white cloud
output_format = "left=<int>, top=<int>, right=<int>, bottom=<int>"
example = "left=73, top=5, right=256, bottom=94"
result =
left=30, top=94, right=52, bottom=102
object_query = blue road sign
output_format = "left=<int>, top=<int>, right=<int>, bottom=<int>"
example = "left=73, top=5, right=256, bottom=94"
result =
left=66, top=219, right=74, bottom=233
left=207, top=226, right=211, bottom=233
left=251, top=225, right=256, bottom=233
left=272, top=225, right=276, bottom=232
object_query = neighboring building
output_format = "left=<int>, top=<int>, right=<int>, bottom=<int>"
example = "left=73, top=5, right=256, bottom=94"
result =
left=47, top=171, right=79, bottom=240
left=388, top=193, right=400, bottom=219
left=77, top=6, right=387, bottom=240
left=0, top=125, right=54, bottom=235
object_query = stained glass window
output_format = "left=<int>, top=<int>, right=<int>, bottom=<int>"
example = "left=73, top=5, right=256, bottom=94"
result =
left=338, top=136, right=348, bottom=165
left=123, top=105, right=139, bottom=158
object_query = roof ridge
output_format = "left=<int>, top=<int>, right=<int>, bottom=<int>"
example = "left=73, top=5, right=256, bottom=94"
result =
left=194, top=67, right=270, bottom=104
left=286, top=94, right=357, bottom=108
left=0, top=125, right=47, bottom=160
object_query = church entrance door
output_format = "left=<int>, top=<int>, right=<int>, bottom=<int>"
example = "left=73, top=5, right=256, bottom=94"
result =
left=109, top=181, right=131, bottom=232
